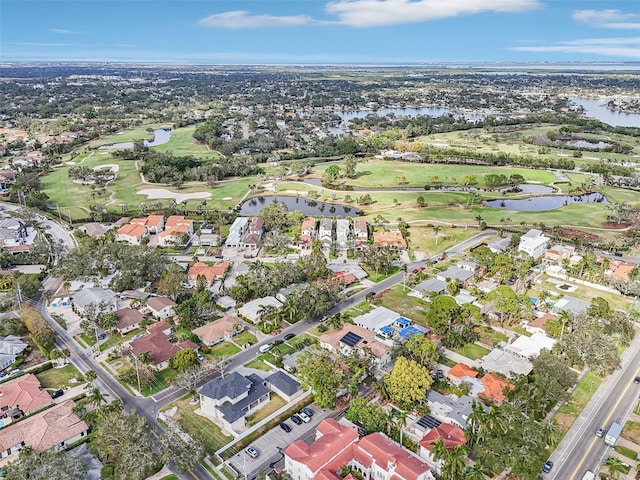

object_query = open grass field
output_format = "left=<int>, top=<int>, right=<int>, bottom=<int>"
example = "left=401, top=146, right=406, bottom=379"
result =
left=234, top=331, right=257, bottom=346
left=556, top=371, right=601, bottom=432
left=450, top=343, right=491, bottom=360
left=207, top=341, right=241, bottom=358
left=88, top=124, right=173, bottom=147
left=153, top=125, right=217, bottom=157
left=36, top=364, right=83, bottom=389
left=377, top=285, right=430, bottom=325
left=245, top=393, right=286, bottom=427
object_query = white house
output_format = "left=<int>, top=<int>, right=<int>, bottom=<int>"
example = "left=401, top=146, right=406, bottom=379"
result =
left=318, top=218, right=333, bottom=248
left=518, top=229, right=550, bottom=259
left=335, top=219, right=350, bottom=250
left=225, top=217, right=249, bottom=248
left=146, top=296, right=177, bottom=319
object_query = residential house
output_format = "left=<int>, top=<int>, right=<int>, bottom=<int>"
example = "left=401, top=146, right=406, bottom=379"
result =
left=192, top=315, right=244, bottom=346
left=335, top=219, right=350, bottom=251
left=299, top=217, right=316, bottom=250
left=129, top=321, right=197, bottom=370
left=487, top=236, right=511, bottom=254
left=454, top=290, right=476, bottom=306
left=481, top=348, right=533, bottom=378
left=225, top=217, right=249, bottom=248
left=285, top=418, right=435, bottom=480
left=410, top=278, right=447, bottom=299
left=353, top=219, right=368, bottom=249
left=446, top=363, right=484, bottom=396
left=198, top=372, right=271, bottom=435
left=476, top=279, right=499, bottom=294
left=352, top=306, right=401, bottom=332
left=238, top=296, right=282, bottom=323
left=419, top=422, right=467, bottom=471
left=0, top=336, right=29, bottom=371
left=0, top=374, right=52, bottom=416
left=0, top=218, right=29, bottom=248
left=326, top=262, right=368, bottom=281
left=0, top=400, right=88, bottom=459
left=319, top=324, right=392, bottom=369
left=373, top=230, right=407, bottom=250
left=115, top=307, right=144, bottom=335
left=187, top=261, right=230, bottom=287
left=71, top=288, right=118, bottom=316
left=501, top=332, right=556, bottom=360
left=130, top=215, right=165, bottom=234
left=115, top=223, right=146, bottom=245
left=241, top=217, right=265, bottom=250
left=265, top=371, right=302, bottom=402
left=552, top=295, right=591, bottom=316
left=544, top=244, right=575, bottom=264
left=478, top=373, right=513, bottom=405
left=518, top=229, right=550, bottom=259
left=435, top=266, right=474, bottom=285
left=79, top=222, right=105, bottom=238
left=159, top=215, right=194, bottom=247
left=423, top=390, right=475, bottom=429
left=146, top=296, right=177, bottom=319
left=318, top=218, right=333, bottom=248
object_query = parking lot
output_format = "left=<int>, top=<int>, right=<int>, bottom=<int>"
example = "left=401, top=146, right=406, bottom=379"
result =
left=228, top=404, right=336, bottom=476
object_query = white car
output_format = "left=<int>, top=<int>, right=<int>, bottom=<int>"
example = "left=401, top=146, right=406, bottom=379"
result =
left=298, top=411, right=311, bottom=423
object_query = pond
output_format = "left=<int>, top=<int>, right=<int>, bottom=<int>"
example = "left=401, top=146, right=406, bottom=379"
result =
left=484, top=193, right=608, bottom=211
left=569, top=97, right=640, bottom=128
left=238, top=195, right=362, bottom=217
left=98, top=129, right=171, bottom=150
left=302, top=178, right=554, bottom=194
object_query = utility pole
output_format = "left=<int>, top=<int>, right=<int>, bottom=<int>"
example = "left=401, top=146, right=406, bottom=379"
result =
left=132, top=353, right=141, bottom=393
left=16, top=283, right=23, bottom=311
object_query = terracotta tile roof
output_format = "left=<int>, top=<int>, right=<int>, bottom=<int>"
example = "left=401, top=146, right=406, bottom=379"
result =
left=0, top=374, right=51, bottom=414
left=448, top=363, right=478, bottom=379
left=612, top=264, right=635, bottom=282
left=0, top=400, right=87, bottom=454
left=301, top=217, right=316, bottom=232
left=373, top=230, right=407, bottom=249
left=117, top=223, right=146, bottom=237
left=192, top=316, right=242, bottom=344
left=479, top=373, right=513, bottom=404
left=355, top=432, right=431, bottom=480
left=284, top=418, right=359, bottom=473
left=299, top=234, right=313, bottom=247
left=165, top=215, right=193, bottom=230
left=334, top=272, right=357, bottom=285
left=116, top=308, right=144, bottom=330
left=146, top=215, right=164, bottom=227
left=130, top=323, right=197, bottom=366
left=419, top=423, right=467, bottom=451
left=188, top=261, right=230, bottom=284
left=528, top=313, right=554, bottom=330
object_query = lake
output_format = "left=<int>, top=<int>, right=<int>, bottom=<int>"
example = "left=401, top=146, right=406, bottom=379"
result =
left=484, top=192, right=608, bottom=211
left=98, top=129, right=171, bottom=150
left=569, top=97, right=640, bottom=128
left=238, top=196, right=362, bottom=217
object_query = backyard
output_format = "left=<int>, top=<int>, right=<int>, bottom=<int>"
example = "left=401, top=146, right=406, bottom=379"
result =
left=36, top=364, right=83, bottom=389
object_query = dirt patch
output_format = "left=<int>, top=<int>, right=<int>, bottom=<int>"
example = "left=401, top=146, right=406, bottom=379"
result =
left=23, top=337, right=48, bottom=369
left=554, top=413, right=576, bottom=432
left=602, top=222, right=630, bottom=230
left=559, top=228, right=600, bottom=243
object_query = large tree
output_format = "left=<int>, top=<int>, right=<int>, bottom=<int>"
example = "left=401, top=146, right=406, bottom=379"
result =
left=384, top=356, right=433, bottom=410
left=170, top=348, right=199, bottom=372
left=295, top=347, right=344, bottom=408
left=4, top=448, right=87, bottom=480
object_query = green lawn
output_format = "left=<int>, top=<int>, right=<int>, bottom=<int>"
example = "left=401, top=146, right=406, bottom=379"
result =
left=140, top=368, right=180, bottom=396
left=86, top=124, right=172, bottom=147
left=556, top=371, right=602, bottom=432
left=475, top=326, right=509, bottom=348
left=450, top=343, right=491, bottom=361
left=36, top=364, right=83, bottom=389
left=207, top=342, right=241, bottom=358
left=377, top=284, right=430, bottom=325
left=362, top=265, right=400, bottom=283
left=614, top=445, right=637, bottom=461
left=623, top=420, right=640, bottom=445
left=243, top=356, right=272, bottom=371
left=164, top=396, right=233, bottom=455
left=234, top=331, right=257, bottom=346
left=99, top=328, right=146, bottom=352
left=245, top=393, right=286, bottom=427
left=160, top=475, right=179, bottom=480
left=153, top=125, right=217, bottom=157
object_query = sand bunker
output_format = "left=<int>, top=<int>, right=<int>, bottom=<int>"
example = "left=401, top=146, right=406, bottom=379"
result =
left=222, top=197, right=232, bottom=200
left=137, top=188, right=212, bottom=203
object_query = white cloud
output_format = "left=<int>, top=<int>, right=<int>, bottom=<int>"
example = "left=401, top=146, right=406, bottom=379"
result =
left=49, top=28, right=84, bottom=35
left=511, top=37, right=640, bottom=58
left=198, top=0, right=540, bottom=29
left=12, top=42, right=135, bottom=48
left=197, top=10, right=313, bottom=29
left=572, top=9, right=640, bottom=30
left=325, top=0, right=541, bottom=27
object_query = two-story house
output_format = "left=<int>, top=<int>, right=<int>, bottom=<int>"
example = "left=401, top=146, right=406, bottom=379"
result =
left=318, top=218, right=333, bottom=249
left=225, top=217, right=249, bottom=248
left=299, top=217, right=316, bottom=250
left=518, top=229, right=550, bottom=259
left=335, top=219, right=350, bottom=251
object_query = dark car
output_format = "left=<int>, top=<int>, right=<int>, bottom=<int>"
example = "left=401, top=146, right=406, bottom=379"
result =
left=542, top=460, right=554, bottom=473
left=272, top=339, right=284, bottom=346
left=301, top=406, right=314, bottom=417
left=280, top=422, right=292, bottom=433
left=291, top=414, right=303, bottom=425
left=284, top=333, right=296, bottom=341
left=634, top=376, right=640, bottom=384
left=436, top=369, right=445, bottom=379
left=51, top=389, right=64, bottom=399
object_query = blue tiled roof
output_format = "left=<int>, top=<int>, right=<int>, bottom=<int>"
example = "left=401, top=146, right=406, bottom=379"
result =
left=399, top=325, right=425, bottom=338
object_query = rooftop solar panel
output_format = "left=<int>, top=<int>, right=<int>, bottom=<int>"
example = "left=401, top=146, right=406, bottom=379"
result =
left=417, top=414, right=442, bottom=430
left=340, top=331, right=362, bottom=347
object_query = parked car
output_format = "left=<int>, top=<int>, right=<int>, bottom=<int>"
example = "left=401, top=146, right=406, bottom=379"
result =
left=298, top=411, right=311, bottom=423
left=196, top=352, right=205, bottom=362
left=542, top=460, right=554, bottom=473
left=284, top=333, right=296, bottom=341
left=272, top=339, right=284, bottom=346
left=290, top=414, right=303, bottom=425
left=596, top=427, right=605, bottom=437
left=634, top=376, right=640, bottom=384
left=301, top=407, right=314, bottom=417
left=436, top=369, right=445, bottom=379
left=51, top=389, right=64, bottom=399
left=280, top=422, right=292, bottom=432
left=259, top=344, right=271, bottom=353
left=245, top=447, right=259, bottom=459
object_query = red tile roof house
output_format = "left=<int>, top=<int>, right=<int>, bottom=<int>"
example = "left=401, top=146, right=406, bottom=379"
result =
left=0, top=374, right=52, bottom=419
left=115, top=307, right=144, bottom=335
left=284, top=418, right=435, bottom=480
left=478, top=373, right=513, bottom=405
left=131, top=214, right=165, bottom=234
left=146, top=296, right=177, bottom=320
left=0, top=400, right=88, bottom=460
left=373, top=230, right=408, bottom=250
left=418, top=423, right=467, bottom=475
left=188, top=261, right=230, bottom=287
left=115, top=223, right=146, bottom=245
left=129, top=321, right=197, bottom=370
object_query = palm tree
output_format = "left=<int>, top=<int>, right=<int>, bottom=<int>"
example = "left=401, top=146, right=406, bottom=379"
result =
left=605, top=457, right=627, bottom=480
left=441, top=445, right=468, bottom=480
left=84, top=370, right=97, bottom=389
left=392, top=409, right=408, bottom=445
left=466, top=402, right=488, bottom=446
left=539, top=419, right=560, bottom=447
left=558, top=309, right=571, bottom=340
left=326, top=314, right=343, bottom=330
left=281, top=297, right=299, bottom=323
left=430, top=437, right=448, bottom=464
left=464, top=463, right=486, bottom=480
left=433, top=225, right=441, bottom=246
left=87, top=387, right=106, bottom=407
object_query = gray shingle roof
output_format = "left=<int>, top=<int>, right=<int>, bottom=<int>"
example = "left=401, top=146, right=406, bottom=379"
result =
left=266, top=371, right=300, bottom=396
left=199, top=372, right=251, bottom=401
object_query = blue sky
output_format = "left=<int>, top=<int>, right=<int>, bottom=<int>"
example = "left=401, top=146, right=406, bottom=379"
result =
left=1, top=1, right=639, bottom=63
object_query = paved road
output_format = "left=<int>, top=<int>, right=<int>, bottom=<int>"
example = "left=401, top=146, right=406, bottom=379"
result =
left=548, top=330, right=640, bottom=480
